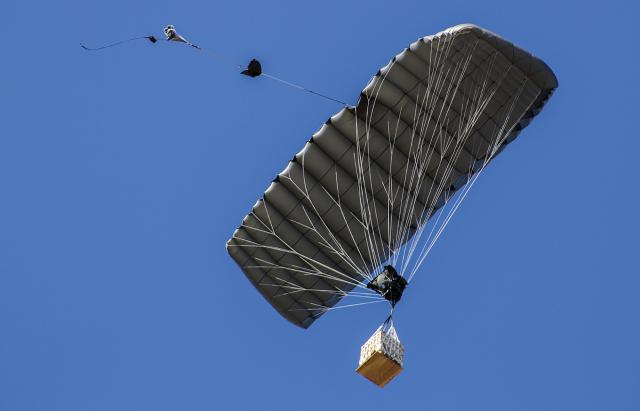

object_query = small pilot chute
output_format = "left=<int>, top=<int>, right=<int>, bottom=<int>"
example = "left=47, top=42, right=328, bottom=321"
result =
left=241, top=59, right=263, bottom=78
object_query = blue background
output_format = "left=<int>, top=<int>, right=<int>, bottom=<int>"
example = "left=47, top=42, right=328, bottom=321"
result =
left=2, top=1, right=639, bottom=410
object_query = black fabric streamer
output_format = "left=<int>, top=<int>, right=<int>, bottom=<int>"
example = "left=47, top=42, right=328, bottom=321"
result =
left=80, top=36, right=157, bottom=51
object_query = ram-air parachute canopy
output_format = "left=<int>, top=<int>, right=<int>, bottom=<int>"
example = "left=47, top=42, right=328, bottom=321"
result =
left=227, top=24, right=557, bottom=328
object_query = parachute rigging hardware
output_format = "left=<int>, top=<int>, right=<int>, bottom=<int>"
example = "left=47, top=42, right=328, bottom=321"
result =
left=366, top=266, right=408, bottom=308
left=163, top=24, right=201, bottom=49
left=163, top=25, right=178, bottom=41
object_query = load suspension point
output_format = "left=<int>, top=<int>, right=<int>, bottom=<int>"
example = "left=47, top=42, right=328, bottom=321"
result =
left=366, top=265, right=408, bottom=308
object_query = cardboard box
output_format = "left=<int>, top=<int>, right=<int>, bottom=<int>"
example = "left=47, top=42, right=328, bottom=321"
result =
left=356, top=324, right=404, bottom=387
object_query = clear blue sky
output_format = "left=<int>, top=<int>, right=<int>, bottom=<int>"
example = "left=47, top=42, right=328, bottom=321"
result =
left=2, top=1, right=639, bottom=410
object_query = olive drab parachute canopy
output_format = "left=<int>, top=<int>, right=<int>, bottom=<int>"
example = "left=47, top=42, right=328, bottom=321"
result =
left=226, top=24, right=558, bottom=328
